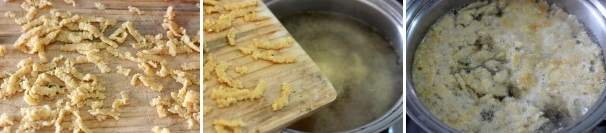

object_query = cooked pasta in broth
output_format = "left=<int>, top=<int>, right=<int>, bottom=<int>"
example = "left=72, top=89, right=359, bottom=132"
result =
left=412, top=0, right=606, bottom=132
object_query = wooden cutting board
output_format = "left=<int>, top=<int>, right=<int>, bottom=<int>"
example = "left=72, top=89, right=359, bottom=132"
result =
left=202, top=0, right=337, bottom=132
left=0, top=0, right=199, bottom=132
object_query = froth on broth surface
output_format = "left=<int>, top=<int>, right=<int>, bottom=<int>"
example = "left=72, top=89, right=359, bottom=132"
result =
left=412, top=0, right=605, bottom=132
left=281, top=12, right=403, bottom=132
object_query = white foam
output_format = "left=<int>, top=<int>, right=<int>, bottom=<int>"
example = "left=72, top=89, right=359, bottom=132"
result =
left=412, top=0, right=605, bottom=132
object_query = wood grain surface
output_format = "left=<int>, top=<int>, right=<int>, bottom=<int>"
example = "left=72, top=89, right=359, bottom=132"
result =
left=202, top=0, right=337, bottom=132
left=0, top=0, right=200, bottom=132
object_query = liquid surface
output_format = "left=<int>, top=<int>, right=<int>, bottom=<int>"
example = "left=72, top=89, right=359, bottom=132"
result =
left=412, top=0, right=606, bottom=132
left=280, top=12, right=403, bottom=132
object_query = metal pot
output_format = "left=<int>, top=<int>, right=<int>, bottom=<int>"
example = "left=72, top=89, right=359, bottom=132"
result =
left=264, top=0, right=404, bottom=132
left=406, top=0, right=606, bottom=132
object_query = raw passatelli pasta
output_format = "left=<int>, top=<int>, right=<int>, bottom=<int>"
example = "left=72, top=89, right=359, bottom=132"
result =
left=0, top=0, right=200, bottom=132
left=128, top=6, right=144, bottom=15
left=95, top=2, right=106, bottom=10
left=203, top=0, right=298, bottom=132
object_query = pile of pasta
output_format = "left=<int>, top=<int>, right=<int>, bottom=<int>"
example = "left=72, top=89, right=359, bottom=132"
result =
left=0, top=0, right=200, bottom=132
left=203, top=0, right=296, bottom=132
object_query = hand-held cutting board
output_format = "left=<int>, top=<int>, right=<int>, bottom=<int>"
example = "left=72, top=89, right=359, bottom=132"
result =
left=202, top=0, right=337, bottom=132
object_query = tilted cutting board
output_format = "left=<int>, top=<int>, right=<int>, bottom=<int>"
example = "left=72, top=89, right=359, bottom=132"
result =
left=0, top=0, right=199, bottom=132
left=202, top=0, right=337, bottom=132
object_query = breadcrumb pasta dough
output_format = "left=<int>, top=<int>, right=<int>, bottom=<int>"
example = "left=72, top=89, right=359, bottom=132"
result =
left=0, top=46, right=6, bottom=56
left=128, top=6, right=144, bottom=15
left=0, top=113, right=14, bottom=132
left=116, top=66, right=131, bottom=76
left=234, top=66, right=247, bottom=74
left=203, top=106, right=213, bottom=115
left=181, top=62, right=200, bottom=70
left=210, top=80, right=266, bottom=108
left=152, top=126, right=171, bottom=133
left=112, top=91, right=129, bottom=109
left=213, top=119, right=243, bottom=133
left=95, top=2, right=106, bottom=10
left=254, top=37, right=294, bottom=50
left=271, top=83, right=292, bottom=111
left=412, top=0, right=606, bottom=132
left=4, top=11, right=15, bottom=18
left=227, top=28, right=237, bottom=45
left=215, top=62, right=243, bottom=88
